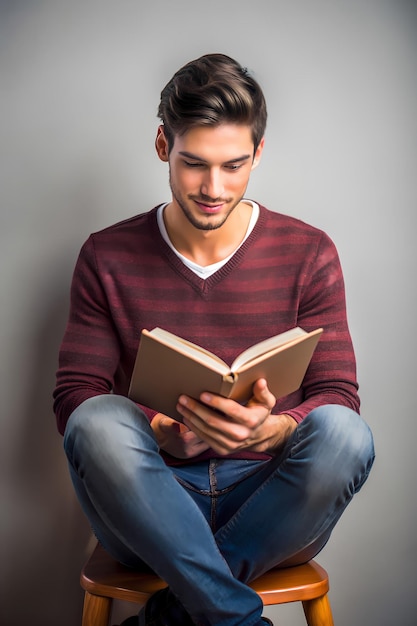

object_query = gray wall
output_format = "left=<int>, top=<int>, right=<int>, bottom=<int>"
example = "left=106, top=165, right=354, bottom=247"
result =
left=1, top=2, right=415, bottom=625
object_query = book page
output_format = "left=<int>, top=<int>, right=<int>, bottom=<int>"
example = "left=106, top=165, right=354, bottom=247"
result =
left=149, top=328, right=230, bottom=372
left=230, top=327, right=306, bottom=371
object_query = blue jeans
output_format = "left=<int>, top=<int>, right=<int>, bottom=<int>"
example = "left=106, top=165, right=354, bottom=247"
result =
left=64, top=395, right=374, bottom=626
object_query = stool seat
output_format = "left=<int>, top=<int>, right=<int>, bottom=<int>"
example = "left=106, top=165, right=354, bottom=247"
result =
left=80, top=543, right=334, bottom=625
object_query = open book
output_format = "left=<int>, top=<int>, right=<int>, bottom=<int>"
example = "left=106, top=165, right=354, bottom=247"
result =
left=128, top=326, right=323, bottom=421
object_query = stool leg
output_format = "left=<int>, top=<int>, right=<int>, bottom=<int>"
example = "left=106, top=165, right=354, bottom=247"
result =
left=82, top=591, right=112, bottom=626
left=302, top=594, right=334, bottom=626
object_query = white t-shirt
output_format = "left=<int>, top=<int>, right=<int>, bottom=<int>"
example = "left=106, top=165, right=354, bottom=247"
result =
left=156, top=200, right=260, bottom=279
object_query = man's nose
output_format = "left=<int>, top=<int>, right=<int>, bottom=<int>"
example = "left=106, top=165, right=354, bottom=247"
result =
left=200, top=168, right=225, bottom=200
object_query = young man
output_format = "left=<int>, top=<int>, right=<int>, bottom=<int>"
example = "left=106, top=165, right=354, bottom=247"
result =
left=54, top=54, right=374, bottom=626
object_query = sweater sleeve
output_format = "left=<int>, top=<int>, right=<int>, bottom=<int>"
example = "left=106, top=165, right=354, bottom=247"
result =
left=281, top=231, right=360, bottom=423
left=52, top=237, right=156, bottom=435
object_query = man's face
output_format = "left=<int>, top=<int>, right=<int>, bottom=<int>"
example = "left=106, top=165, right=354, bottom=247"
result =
left=156, top=124, right=264, bottom=231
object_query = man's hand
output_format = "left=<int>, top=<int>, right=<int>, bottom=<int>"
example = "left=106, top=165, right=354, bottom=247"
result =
left=176, top=378, right=298, bottom=456
left=151, top=413, right=210, bottom=459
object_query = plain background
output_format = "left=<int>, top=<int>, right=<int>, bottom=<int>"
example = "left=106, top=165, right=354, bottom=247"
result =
left=1, top=1, right=415, bottom=625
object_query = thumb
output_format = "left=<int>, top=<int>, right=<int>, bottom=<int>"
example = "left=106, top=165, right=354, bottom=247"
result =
left=251, top=378, right=276, bottom=410
left=158, top=416, right=181, bottom=433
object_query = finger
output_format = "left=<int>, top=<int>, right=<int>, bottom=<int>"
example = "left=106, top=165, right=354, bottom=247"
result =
left=197, top=392, right=247, bottom=423
left=158, top=416, right=181, bottom=433
left=178, top=399, right=255, bottom=454
left=249, top=378, right=276, bottom=410
left=177, top=395, right=237, bottom=433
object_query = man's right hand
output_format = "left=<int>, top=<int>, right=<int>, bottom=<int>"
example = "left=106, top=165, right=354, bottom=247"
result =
left=151, top=413, right=210, bottom=459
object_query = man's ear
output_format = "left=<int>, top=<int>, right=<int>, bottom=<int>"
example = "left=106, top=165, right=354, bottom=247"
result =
left=155, top=125, right=169, bottom=162
left=251, top=137, right=265, bottom=170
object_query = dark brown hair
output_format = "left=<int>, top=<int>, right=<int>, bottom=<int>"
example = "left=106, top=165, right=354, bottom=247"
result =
left=158, top=53, right=267, bottom=154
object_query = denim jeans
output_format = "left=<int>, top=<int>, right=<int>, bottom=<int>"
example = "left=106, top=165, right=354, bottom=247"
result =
left=64, top=395, right=374, bottom=626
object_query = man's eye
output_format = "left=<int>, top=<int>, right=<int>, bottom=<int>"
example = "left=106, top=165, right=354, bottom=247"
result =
left=184, top=161, right=204, bottom=168
left=225, top=164, right=243, bottom=171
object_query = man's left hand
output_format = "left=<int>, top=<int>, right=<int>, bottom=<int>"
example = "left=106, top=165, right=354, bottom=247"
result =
left=176, top=378, right=297, bottom=456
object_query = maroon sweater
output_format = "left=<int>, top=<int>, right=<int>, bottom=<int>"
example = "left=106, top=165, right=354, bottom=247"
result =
left=53, top=205, right=359, bottom=463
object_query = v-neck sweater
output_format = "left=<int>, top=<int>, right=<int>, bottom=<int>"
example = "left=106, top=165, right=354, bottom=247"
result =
left=53, top=204, right=359, bottom=464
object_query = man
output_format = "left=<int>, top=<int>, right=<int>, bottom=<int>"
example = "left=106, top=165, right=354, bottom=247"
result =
left=54, top=54, right=374, bottom=626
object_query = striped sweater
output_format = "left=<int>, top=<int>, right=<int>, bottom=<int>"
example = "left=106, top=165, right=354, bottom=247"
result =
left=53, top=204, right=359, bottom=462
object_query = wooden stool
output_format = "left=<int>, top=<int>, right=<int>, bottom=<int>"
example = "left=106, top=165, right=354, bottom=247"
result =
left=81, top=543, right=334, bottom=626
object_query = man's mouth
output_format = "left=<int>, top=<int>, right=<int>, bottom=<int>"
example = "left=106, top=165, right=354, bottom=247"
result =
left=193, top=199, right=228, bottom=213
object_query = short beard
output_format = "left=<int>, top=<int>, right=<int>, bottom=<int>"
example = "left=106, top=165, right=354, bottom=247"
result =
left=169, top=176, right=241, bottom=232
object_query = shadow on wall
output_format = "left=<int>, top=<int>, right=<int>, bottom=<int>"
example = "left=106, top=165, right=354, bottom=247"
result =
left=2, top=270, right=93, bottom=626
